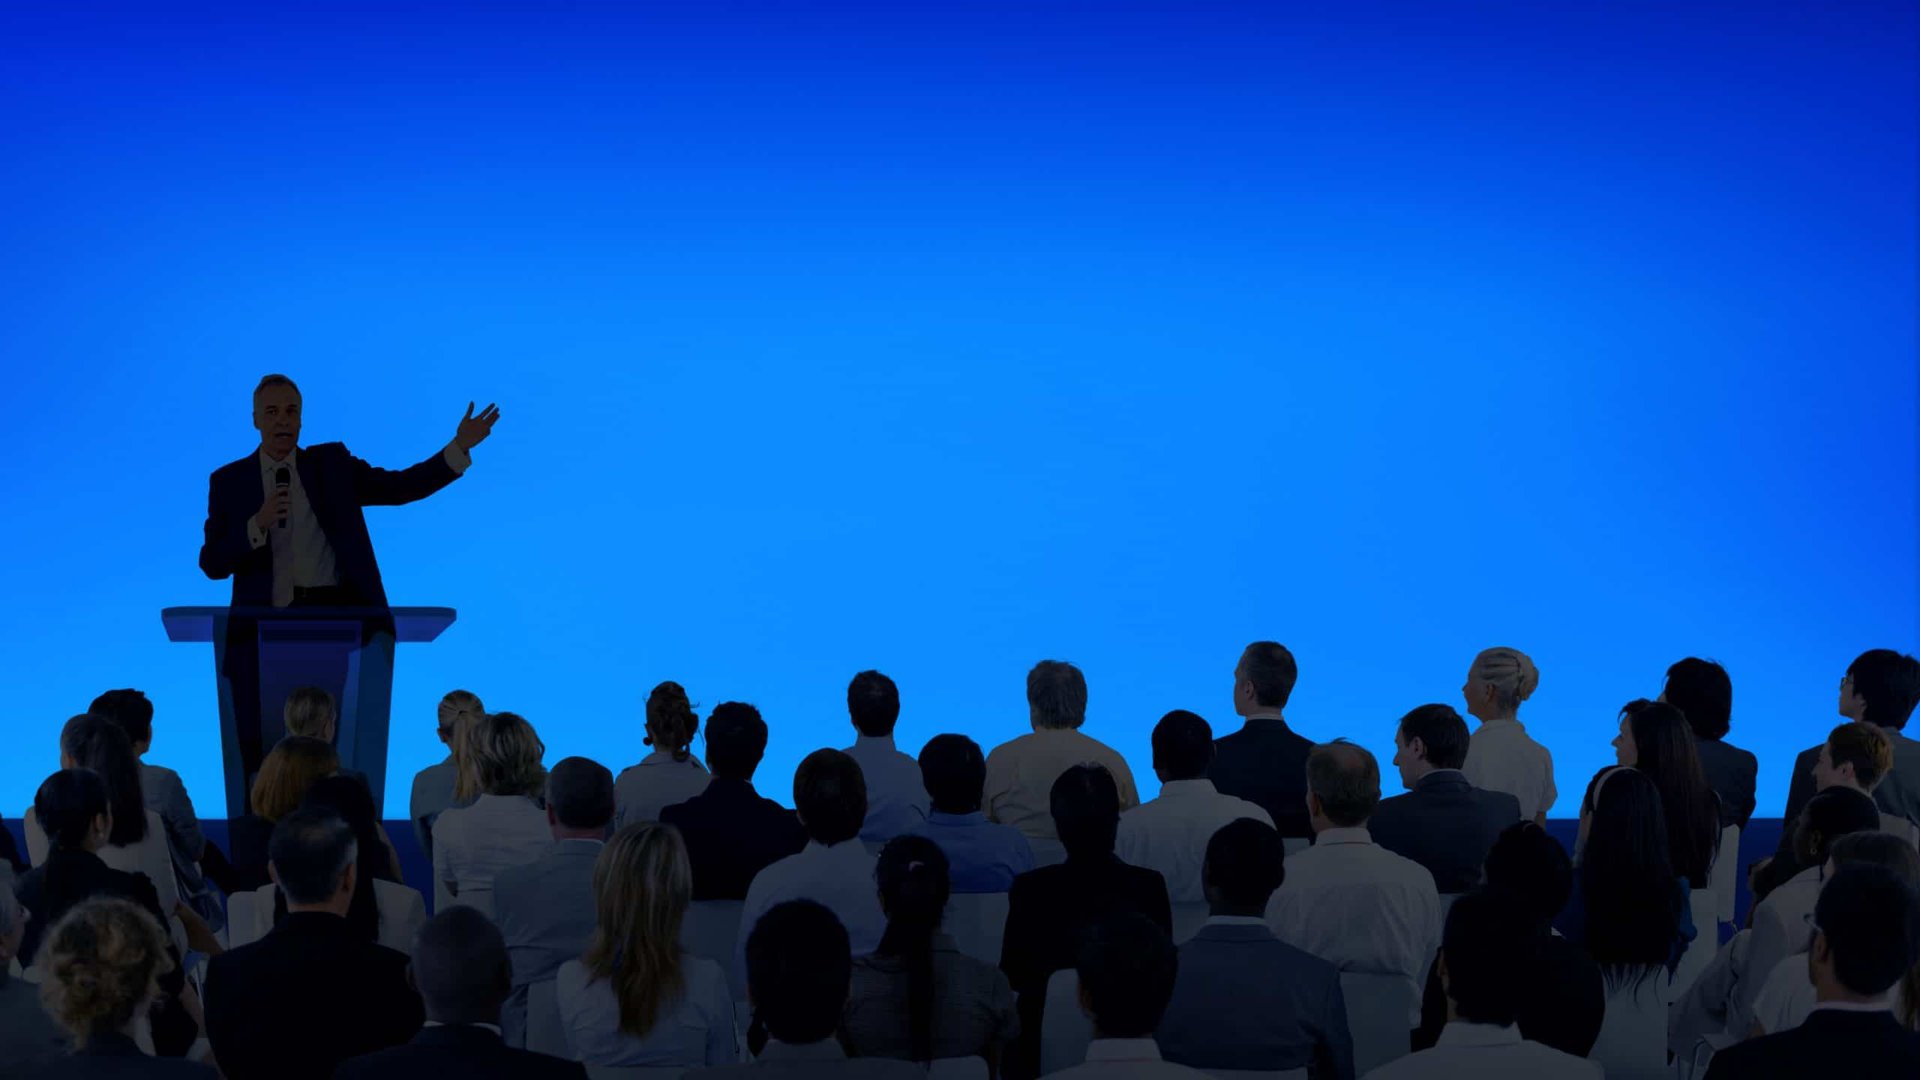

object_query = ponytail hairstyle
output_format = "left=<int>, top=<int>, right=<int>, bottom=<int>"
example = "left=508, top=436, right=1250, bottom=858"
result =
left=644, top=681, right=700, bottom=764
left=439, top=690, right=486, bottom=801
left=1470, top=647, right=1540, bottom=718
left=875, top=834, right=951, bottom=1063
left=59, top=716, right=147, bottom=847
left=583, top=823, right=691, bottom=1038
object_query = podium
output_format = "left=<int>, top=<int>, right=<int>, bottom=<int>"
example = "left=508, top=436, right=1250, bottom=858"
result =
left=162, top=606, right=456, bottom=819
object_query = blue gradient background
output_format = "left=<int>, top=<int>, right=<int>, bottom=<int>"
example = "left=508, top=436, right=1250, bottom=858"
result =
left=2, top=2, right=1914, bottom=819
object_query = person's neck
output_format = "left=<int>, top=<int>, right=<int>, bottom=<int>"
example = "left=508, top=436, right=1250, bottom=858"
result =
left=552, top=825, right=606, bottom=842
left=261, top=443, right=293, bottom=462
left=1815, top=976, right=1889, bottom=1006
left=1403, top=761, right=1436, bottom=786
left=933, top=804, right=980, bottom=816
left=1240, top=706, right=1284, bottom=720
left=286, top=901, right=349, bottom=918
left=1207, top=902, right=1264, bottom=919
left=1091, top=1026, right=1150, bottom=1042
left=431, top=1012, right=502, bottom=1028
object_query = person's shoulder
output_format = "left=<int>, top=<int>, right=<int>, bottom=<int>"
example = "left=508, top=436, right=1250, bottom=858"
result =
left=1472, top=786, right=1523, bottom=816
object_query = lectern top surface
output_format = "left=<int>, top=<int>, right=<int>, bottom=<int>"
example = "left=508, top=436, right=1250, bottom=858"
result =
left=160, top=606, right=457, bottom=643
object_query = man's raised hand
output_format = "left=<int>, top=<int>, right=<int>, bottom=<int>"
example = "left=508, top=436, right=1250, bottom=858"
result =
left=454, top=401, right=501, bottom=452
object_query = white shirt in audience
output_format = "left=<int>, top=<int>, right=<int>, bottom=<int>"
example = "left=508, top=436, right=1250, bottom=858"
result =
left=983, top=727, right=1141, bottom=847
left=1461, top=718, right=1556, bottom=821
left=1362, top=1021, right=1603, bottom=1079
left=235, top=879, right=426, bottom=953
left=735, top=839, right=885, bottom=985
left=1752, top=953, right=1913, bottom=1036
left=430, top=793, right=552, bottom=919
left=554, top=951, right=739, bottom=1067
left=1114, top=779, right=1272, bottom=903
left=843, top=734, right=931, bottom=842
left=1264, top=825, right=1443, bottom=1008
left=614, top=752, right=712, bottom=828
left=1737, top=866, right=1821, bottom=1028
left=1881, top=811, right=1920, bottom=849
left=1041, top=1038, right=1213, bottom=1079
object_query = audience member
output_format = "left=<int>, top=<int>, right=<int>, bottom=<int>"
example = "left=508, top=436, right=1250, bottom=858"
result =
left=1209, top=641, right=1316, bottom=839
left=87, top=688, right=218, bottom=928
left=282, top=686, right=337, bottom=740
left=1459, top=647, right=1556, bottom=824
left=1370, top=704, right=1522, bottom=894
left=907, top=733, right=1034, bottom=893
left=1781, top=650, right=1920, bottom=837
left=1615, top=699, right=1722, bottom=891
left=841, top=671, right=932, bottom=844
left=1044, top=912, right=1210, bottom=1079
left=984, top=660, right=1140, bottom=862
left=409, top=688, right=484, bottom=860
left=1662, top=658, right=1757, bottom=828
left=1815, top=722, right=1920, bottom=845
left=1116, top=710, right=1271, bottom=904
left=0, top=862, right=67, bottom=1068
left=660, top=702, right=807, bottom=900
left=494, top=755, right=615, bottom=1045
left=1000, top=764, right=1172, bottom=1079
left=1557, top=767, right=1693, bottom=986
left=614, top=680, right=712, bottom=827
left=228, top=735, right=339, bottom=891
left=1157, top=818, right=1353, bottom=1078
left=252, top=774, right=423, bottom=951
left=556, top=823, right=738, bottom=1067
left=26, top=717, right=181, bottom=931
left=336, top=906, right=586, bottom=1079
left=1480, top=822, right=1604, bottom=1057
left=203, top=809, right=423, bottom=1080
left=432, top=710, right=552, bottom=917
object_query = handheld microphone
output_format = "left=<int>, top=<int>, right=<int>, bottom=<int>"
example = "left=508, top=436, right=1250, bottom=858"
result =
left=274, top=467, right=290, bottom=528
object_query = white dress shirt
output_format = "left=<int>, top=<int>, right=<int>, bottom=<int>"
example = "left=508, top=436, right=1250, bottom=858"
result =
left=1736, top=865, right=1823, bottom=1033
left=735, top=840, right=885, bottom=985
left=1040, top=1038, right=1214, bottom=1079
left=431, top=793, right=553, bottom=919
left=1461, top=718, right=1557, bottom=821
left=614, top=752, right=712, bottom=828
left=1361, top=1021, right=1603, bottom=1079
left=1115, top=779, right=1273, bottom=903
left=235, top=879, right=427, bottom=953
left=984, top=728, right=1141, bottom=846
left=1264, top=826, right=1443, bottom=1009
left=555, top=951, right=739, bottom=1067
left=843, top=734, right=931, bottom=843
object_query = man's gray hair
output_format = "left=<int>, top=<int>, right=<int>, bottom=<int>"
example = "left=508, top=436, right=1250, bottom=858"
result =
left=254, top=373, right=301, bottom=398
left=411, top=905, right=512, bottom=1023
left=1306, top=739, right=1381, bottom=827
left=1027, top=660, right=1089, bottom=731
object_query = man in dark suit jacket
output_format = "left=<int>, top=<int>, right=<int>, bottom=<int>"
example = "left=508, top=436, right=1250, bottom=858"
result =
left=1371, top=704, right=1523, bottom=894
left=1210, top=641, right=1316, bottom=839
left=1778, top=650, right=1920, bottom=855
left=337, top=906, right=585, bottom=1080
left=1704, top=864, right=1920, bottom=1079
left=203, top=810, right=423, bottom=1080
left=660, top=703, right=807, bottom=901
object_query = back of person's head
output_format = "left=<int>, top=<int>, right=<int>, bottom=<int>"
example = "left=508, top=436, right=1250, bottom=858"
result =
left=1830, top=830, right=1920, bottom=884
left=58, top=715, right=146, bottom=847
left=1847, top=649, right=1920, bottom=730
left=1306, top=739, right=1381, bottom=827
left=437, top=689, right=484, bottom=743
left=1076, top=912, right=1178, bottom=1038
left=34, top=769, right=111, bottom=851
left=1795, top=786, right=1883, bottom=866
left=464, top=711, right=547, bottom=797
left=794, top=748, right=867, bottom=845
left=0, top=863, right=19, bottom=945
left=250, top=735, right=339, bottom=822
left=86, top=690, right=154, bottom=750
left=1397, top=703, right=1471, bottom=770
left=268, top=807, right=357, bottom=906
left=294, top=775, right=390, bottom=941
left=746, top=900, right=852, bottom=1045
left=1663, top=658, right=1733, bottom=739
left=847, top=670, right=901, bottom=738
left=1238, top=641, right=1298, bottom=710
left=1051, top=763, right=1121, bottom=858
left=1470, top=647, right=1540, bottom=715
left=547, top=756, right=616, bottom=830
left=1202, top=817, right=1285, bottom=911
left=1580, top=767, right=1680, bottom=983
left=876, top=835, right=951, bottom=1062
left=1441, top=890, right=1538, bottom=1026
left=1825, top=721, right=1895, bottom=791
left=1151, top=710, right=1214, bottom=782
left=705, top=702, right=769, bottom=781
left=1623, top=700, right=1719, bottom=889
left=1026, top=660, right=1088, bottom=730
left=282, top=686, right=336, bottom=739
left=1484, top=820, right=1574, bottom=922
left=585, top=823, right=692, bottom=1037
left=37, top=897, right=173, bottom=1046
left=644, top=681, right=700, bottom=763
left=411, top=905, right=512, bottom=1025
left=1813, top=864, right=1920, bottom=996
left=918, top=733, right=987, bottom=814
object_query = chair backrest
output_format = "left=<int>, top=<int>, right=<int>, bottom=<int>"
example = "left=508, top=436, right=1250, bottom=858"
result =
left=1337, top=971, right=1417, bottom=1078
left=927, top=1057, right=990, bottom=1080
left=1671, top=886, right=1720, bottom=997
left=1170, top=902, right=1210, bottom=945
left=682, top=900, right=747, bottom=1002
left=944, top=892, right=1011, bottom=965
left=1040, top=968, right=1093, bottom=1075
left=585, top=1068, right=686, bottom=1080
left=525, top=977, right=568, bottom=1058
left=1591, top=974, right=1672, bottom=1080
left=1710, top=824, right=1740, bottom=926
left=224, top=886, right=272, bottom=950
left=1282, top=837, right=1310, bottom=857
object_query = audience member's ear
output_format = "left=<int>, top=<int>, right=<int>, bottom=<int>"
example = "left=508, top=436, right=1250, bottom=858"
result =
left=267, top=862, right=281, bottom=890
left=1076, top=978, right=1095, bottom=1021
left=339, top=860, right=359, bottom=900
left=546, top=804, right=558, bottom=828
left=1408, top=736, right=1427, bottom=763
left=404, top=963, right=418, bottom=995
left=1434, top=948, right=1450, bottom=993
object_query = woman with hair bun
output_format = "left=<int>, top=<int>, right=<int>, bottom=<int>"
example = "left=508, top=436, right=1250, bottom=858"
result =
left=613, top=681, right=711, bottom=827
left=1460, top=647, right=1557, bottom=823
left=30, top=896, right=215, bottom=1076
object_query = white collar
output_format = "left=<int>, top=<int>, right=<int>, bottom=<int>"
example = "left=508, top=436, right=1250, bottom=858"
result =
left=1436, top=1021, right=1523, bottom=1047
left=1156, top=779, right=1218, bottom=799
left=1203, top=915, right=1268, bottom=928
left=1084, top=1038, right=1162, bottom=1062
left=1245, top=711, right=1286, bottom=722
left=852, top=734, right=898, bottom=752
left=1313, top=826, right=1374, bottom=846
left=1475, top=717, right=1523, bottom=731
left=1811, top=999, right=1895, bottom=1015
left=258, top=446, right=297, bottom=472
left=423, top=1020, right=503, bottom=1035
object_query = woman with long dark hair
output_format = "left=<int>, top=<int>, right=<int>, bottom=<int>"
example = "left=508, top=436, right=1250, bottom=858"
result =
left=1560, top=767, right=1694, bottom=987
left=1613, top=699, right=1721, bottom=890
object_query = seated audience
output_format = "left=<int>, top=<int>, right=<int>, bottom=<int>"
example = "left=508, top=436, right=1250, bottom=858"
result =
left=15, top=897, right=215, bottom=1079
left=1662, top=658, right=1757, bottom=828
left=685, top=901, right=921, bottom=1079
left=282, top=685, right=337, bottom=741
left=204, top=808, right=424, bottom=1080
left=613, top=680, right=711, bottom=826
left=1459, top=647, right=1556, bottom=824
left=660, top=702, right=807, bottom=900
left=1044, top=912, right=1210, bottom=1079
left=26, top=717, right=180, bottom=928
left=1704, top=865, right=1920, bottom=1079
left=737, top=749, right=887, bottom=982
left=0, top=862, right=67, bottom=1068
left=248, top=774, right=423, bottom=952
left=1557, top=767, right=1694, bottom=985
left=841, top=836, right=1018, bottom=1068
left=1615, top=699, right=1722, bottom=895
left=842, top=670, right=931, bottom=844
left=1370, top=703, right=1521, bottom=894
left=494, top=755, right=615, bottom=1045
left=432, top=710, right=553, bottom=917
left=984, top=660, right=1140, bottom=862
left=1480, top=821, right=1604, bottom=1057
left=1780, top=649, right=1920, bottom=841
left=1210, top=641, right=1316, bottom=839
left=907, top=733, right=1034, bottom=893
left=228, top=735, right=339, bottom=891
left=337, top=906, right=586, bottom=1079
left=1366, top=891, right=1602, bottom=1079
left=1116, top=710, right=1271, bottom=903
left=1818, top=722, right=1920, bottom=845
left=1156, top=818, right=1353, bottom=1079
left=409, top=688, right=484, bottom=860
left=88, top=688, right=218, bottom=928
left=555, top=823, right=738, bottom=1067
left=1000, top=764, right=1172, bottom=1079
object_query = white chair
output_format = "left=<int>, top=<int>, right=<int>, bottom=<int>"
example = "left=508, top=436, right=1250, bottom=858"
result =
left=1338, top=971, right=1417, bottom=1078
left=525, top=978, right=568, bottom=1058
left=1170, top=902, right=1210, bottom=944
left=1711, top=824, right=1740, bottom=927
left=1040, top=969, right=1093, bottom=1075
left=1282, top=837, right=1310, bottom=857
left=927, top=1057, right=989, bottom=1079
left=944, top=892, right=1010, bottom=965
left=1590, top=973, right=1670, bottom=1080
left=1029, top=837, right=1067, bottom=868
left=1672, top=884, right=1720, bottom=996
left=585, top=1069, right=686, bottom=1080
left=224, top=888, right=268, bottom=949
left=1208, top=1071, right=1307, bottom=1080
left=682, top=900, right=746, bottom=1003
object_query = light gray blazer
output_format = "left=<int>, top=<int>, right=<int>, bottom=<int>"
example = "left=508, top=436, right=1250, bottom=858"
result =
left=492, top=838, right=603, bottom=1046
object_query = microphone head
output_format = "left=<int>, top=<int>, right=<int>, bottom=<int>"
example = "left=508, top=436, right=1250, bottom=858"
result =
left=275, top=466, right=290, bottom=487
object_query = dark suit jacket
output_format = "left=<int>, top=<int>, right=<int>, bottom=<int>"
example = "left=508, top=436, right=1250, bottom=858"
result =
left=1781, top=728, right=1920, bottom=848
left=16, top=849, right=170, bottom=970
left=1703, top=1008, right=1920, bottom=1079
left=1520, top=935, right=1605, bottom=1058
left=10, top=1033, right=216, bottom=1079
left=334, top=1024, right=586, bottom=1080
left=1368, top=771, right=1522, bottom=894
left=1694, top=736, right=1759, bottom=829
left=1210, top=716, right=1316, bottom=839
left=1157, top=922, right=1353, bottom=1079
left=204, top=912, right=423, bottom=1080
left=659, top=777, right=808, bottom=901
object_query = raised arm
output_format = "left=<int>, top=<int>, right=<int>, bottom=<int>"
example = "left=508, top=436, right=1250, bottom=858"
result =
left=350, top=401, right=500, bottom=506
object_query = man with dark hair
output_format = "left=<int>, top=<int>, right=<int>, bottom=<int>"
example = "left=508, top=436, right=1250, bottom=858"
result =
left=1370, top=704, right=1523, bottom=893
left=840, top=670, right=931, bottom=844
left=1780, top=650, right=1920, bottom=851
left=1116, top=710, right=1271, bottom=904
left=907, top=733, right=1033, bottom=892
left=337, top=907, right=584, bottom=1078
left=1479, top=822, right=1605, bottom=1058
left=662, top=702, right=807, bottom=901
left=492, top=756, right=616, bottom=1046
left=1040, top=913, right=1209, bottom=1078
left=88, top=687, right=219, bottom=919
left=1211, top=641, right=1317, bottom=840
left=1158, top=819, right=1353, bottom=1078
left=204, top=808, right=422, bottom=1080
left=1705, top=865, right=1920, bottom=1079
left=984, top=660, right=1139, bottom=864
left=1663, top=658, right=1757, bottom=828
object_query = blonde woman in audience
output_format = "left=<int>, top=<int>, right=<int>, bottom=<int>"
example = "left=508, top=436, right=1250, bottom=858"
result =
left=29, top=896, right=215, bottom=1076
left=1461, top=646, right=1556, bottom=823
left=227, top=736, right=340, bottom=891
left=431, top=711, right=552, bottom=917
left=555, top=823, right=738, bottom=1067
left=613, top=681, right=711, bottom=826
left=282, top=687, right=337, bottom=741
left=410, top=689, right=485, bottom=859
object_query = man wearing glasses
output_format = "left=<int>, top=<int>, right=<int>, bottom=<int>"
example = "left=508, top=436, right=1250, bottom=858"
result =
left=1776, top=651, right=1920, bottom=863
